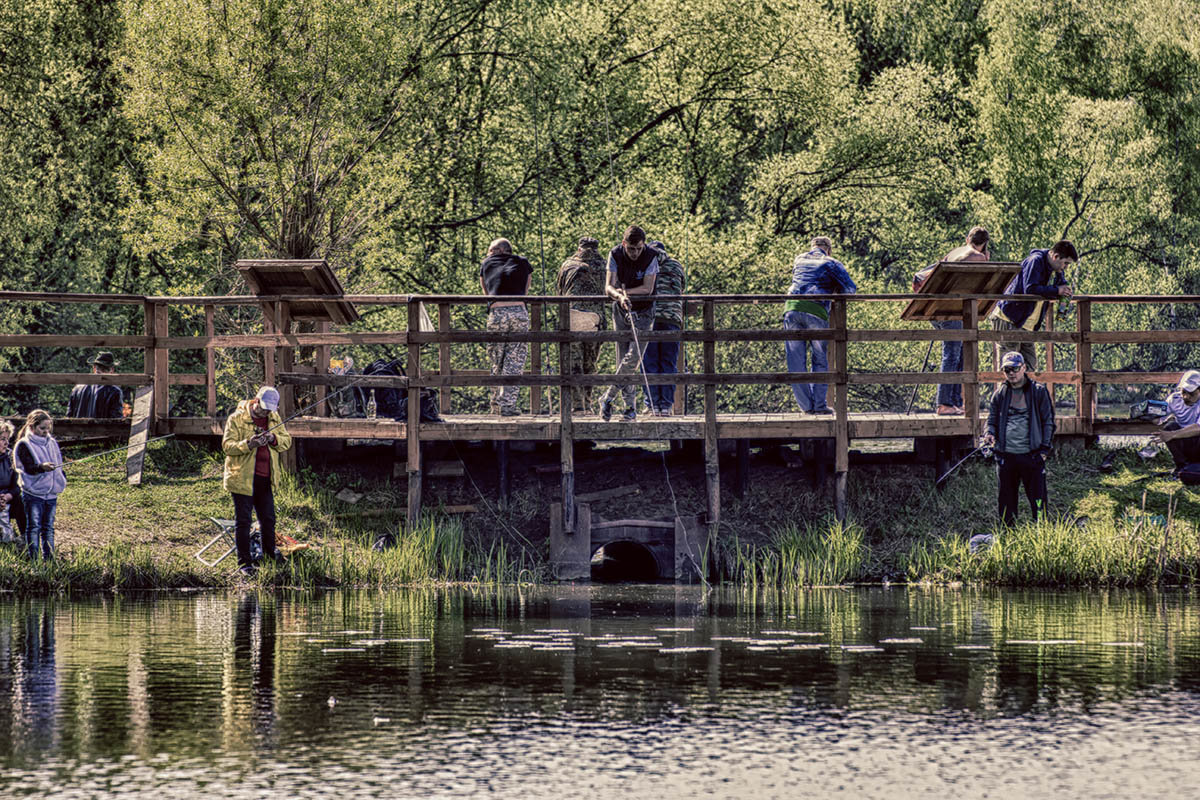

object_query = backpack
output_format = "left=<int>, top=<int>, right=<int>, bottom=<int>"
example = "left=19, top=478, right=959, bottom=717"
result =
left=1129, top=399, right=1169, bottom=422
left=362, top=358, right=443, bottom=423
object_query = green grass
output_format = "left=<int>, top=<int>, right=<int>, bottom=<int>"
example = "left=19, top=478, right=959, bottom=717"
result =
left=9, top=438, right=1200, bottom=593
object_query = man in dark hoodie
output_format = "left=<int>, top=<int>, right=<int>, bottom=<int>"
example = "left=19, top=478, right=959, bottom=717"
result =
left=990, top=240, right=1077, bottom=371
left=983, top=351, right=1056, bottom=525
left=480, top=238, right=534, bottom=416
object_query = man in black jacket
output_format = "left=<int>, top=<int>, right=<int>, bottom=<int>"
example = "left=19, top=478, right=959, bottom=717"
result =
left=67, top=352, right=124, bottom=418
left=983, top=351, right=1056, bottom=525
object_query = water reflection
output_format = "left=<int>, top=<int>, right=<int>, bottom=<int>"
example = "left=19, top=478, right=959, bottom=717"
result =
left=0, top=587, right=1195, bottom=797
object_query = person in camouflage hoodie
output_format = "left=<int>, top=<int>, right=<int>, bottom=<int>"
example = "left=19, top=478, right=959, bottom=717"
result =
left=642, top=240, right=686, bottom=415
left=556, top=237, right=608, bottom=412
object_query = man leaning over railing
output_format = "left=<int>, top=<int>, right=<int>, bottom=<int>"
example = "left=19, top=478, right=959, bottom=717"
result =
left=783, top=236, right=857, bottom=415
left=989, top=240, right=1077, bottom=372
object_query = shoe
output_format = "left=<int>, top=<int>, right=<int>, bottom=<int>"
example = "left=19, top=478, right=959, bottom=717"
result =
left=500, top=407, right=520, bottom=417
left=654, top=408, right=672, bottom=417
left=936, top=405, right=961, bottom=416
left=622, top=408, right=637, bottom=422
left=599, top=397, right=614, bottom=421
left=811, top=407, right=834, bottom=415
left=238, top=565, right=256, bottom=578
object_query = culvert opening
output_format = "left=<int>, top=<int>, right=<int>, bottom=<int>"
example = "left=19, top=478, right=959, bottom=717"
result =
left=591, top=541, right=661, bottom=582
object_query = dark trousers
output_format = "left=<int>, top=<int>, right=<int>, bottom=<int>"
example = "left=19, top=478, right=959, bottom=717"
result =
left=642, top=320, right=681, bottom=412
left=1162, top=421, right=1200, bottom=469
left=233, top=474, right=276, bottom=567
left=997, top=452, right=1047, bottom=526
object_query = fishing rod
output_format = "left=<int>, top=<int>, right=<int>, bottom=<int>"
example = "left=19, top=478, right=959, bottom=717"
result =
left=51, top=433, right=179, bottom=471
left=934, top=442, right=992, bottom=488
left=258, top=369, right=385, bottom=438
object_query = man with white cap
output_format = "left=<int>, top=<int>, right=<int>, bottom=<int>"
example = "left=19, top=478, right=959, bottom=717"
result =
left=983, top=351, right=1056, bottom=525
left=1151, top=370, right=1200, bottom=473
left=222, top=386, right=293, bottom=575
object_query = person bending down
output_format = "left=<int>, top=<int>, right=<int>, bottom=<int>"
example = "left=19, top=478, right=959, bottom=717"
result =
left=1151, top=370, right=1200, bottom=473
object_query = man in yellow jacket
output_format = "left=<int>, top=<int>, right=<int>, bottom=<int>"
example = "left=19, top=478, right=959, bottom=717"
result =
left=223, top=386, right=293, bottom=574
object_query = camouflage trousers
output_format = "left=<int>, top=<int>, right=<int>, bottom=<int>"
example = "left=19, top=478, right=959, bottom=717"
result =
left=600, top=306, right=654, bottom=411
left=565, top=340, right=602, bottom=411
left=486, top=305, right=529, bottom=413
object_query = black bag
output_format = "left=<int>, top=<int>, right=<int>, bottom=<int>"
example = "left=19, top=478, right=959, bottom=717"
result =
left=362, top=358, right=443, bottom=423
left=1177, top=463, right=1200, bottom=486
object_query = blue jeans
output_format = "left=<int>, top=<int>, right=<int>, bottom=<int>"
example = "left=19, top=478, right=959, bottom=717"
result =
left=783, top=310, right=829, bottom=412
left=642, top=320, right=681, bottom=412
left=932, top=319, right=963, bottom=407
left=23, top=493, right=56, bottom=559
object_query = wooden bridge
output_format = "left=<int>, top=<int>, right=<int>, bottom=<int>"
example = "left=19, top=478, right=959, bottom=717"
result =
left=0, top=267, right=1192, bottom=536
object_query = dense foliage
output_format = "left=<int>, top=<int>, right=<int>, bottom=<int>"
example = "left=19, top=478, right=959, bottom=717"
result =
left=2, top=0, right=1199, bottom=410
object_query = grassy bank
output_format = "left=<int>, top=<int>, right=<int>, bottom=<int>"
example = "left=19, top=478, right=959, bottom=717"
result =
left=4, top=437, right=1199, bottom=592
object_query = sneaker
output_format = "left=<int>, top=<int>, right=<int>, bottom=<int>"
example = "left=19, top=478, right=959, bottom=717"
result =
left=599, top=397, right=614, bottom=421
left=654, top=408, right=672, bottom=417
left=622, top=408, right=637, bottom=422
left=811, top=407, right=834, bottom=415
left=238, top=565, right=256, bottom=578
left=500, top=407, right=520, bottom=417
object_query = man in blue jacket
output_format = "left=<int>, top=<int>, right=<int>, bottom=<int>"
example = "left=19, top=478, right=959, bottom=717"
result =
left=783, top=236, right=857, bottom=414
left=991, top=240, right=1077, bottom=371
left=983, top=351, right=1056, bottom=525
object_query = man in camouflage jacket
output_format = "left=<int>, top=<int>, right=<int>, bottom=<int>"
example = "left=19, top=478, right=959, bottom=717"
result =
left=556, top=237, right=608, bottom=412
left=642, top=240, right=686, bottom=415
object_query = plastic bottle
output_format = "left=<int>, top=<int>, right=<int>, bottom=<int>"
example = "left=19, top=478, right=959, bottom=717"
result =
left=366, top=389, right=377, bottom=419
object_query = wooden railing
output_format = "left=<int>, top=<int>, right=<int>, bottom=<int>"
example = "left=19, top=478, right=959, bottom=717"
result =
left=2, top=290, right=1197, bottom=526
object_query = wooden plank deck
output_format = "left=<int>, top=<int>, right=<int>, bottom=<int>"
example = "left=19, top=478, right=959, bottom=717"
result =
left=154, top=410, right=1104, bottom=441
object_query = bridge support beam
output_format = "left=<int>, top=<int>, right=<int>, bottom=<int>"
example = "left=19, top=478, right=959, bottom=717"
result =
left=550, top=501, right=591, bottom=580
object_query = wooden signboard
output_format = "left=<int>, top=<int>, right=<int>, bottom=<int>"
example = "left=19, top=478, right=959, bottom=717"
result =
left=125, top=384, right=154, bottom=485
left=900, top=261, right=1022, bottom=322
left=235, top=259, right=359, bottom=324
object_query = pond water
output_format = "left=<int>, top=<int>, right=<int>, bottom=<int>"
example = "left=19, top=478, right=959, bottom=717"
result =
left=0, top=586, right=1197, bottom=798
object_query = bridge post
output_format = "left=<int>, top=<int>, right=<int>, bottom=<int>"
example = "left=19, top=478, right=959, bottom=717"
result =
left=406, top=297, right=423, bottom=528
left=276, top=301, right=298, bottom=472
left=1077, top=300, right=1094, bottom=435
left=702, top=300, right=720, bottom=532
left=152, top=301, right=169, bottom=428
left=437, top=302, right=451, bottom=414
left=558, top=299, right=575, bottom=533
left=204, top=304, right=217, bottom=417
left=530, top=301, right=543, bottom=414
left=962, top=297, right=979, bottom=441
left=831, top=299, right=849, bottom=521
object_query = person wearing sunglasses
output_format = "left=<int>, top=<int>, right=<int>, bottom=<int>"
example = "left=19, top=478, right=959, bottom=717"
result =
left=1151, top=370, right=1200, bottom=474
left=982, top=351, right=1056, bottom=525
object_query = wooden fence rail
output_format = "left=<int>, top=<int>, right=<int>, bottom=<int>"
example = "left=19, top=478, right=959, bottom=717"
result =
left=3, top=291, right=1199, bottom=528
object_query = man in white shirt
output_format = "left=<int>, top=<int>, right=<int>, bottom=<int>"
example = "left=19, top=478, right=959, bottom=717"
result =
left=1151, top=370, right=1200, bottom=473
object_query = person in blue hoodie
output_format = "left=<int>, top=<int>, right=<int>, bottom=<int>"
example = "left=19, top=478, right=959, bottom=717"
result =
left=13, top=410, right=65, bottom=560
left=991, top=240, right=1077, bottom=371
left=783, top=236, right=857, bottom=414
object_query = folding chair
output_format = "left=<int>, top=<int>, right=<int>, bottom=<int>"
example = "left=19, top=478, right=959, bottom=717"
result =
left=195, top=517, right=237, bottom=567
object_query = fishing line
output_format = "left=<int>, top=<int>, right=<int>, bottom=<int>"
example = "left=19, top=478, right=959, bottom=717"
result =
left=55, top=433, right=179, bottom=470
left=260, top=371, right=379, bottom=437
left=431, top=425, right=540, bottom=557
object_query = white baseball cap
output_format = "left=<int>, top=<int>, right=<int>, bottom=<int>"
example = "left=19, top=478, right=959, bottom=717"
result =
left=1178, top=371, right=1200, bottom=392
left=256, top=385, right=280, bottom=411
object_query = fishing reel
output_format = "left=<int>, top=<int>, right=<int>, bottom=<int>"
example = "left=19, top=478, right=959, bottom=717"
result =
left=978, top=439, right=994, bottom=460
